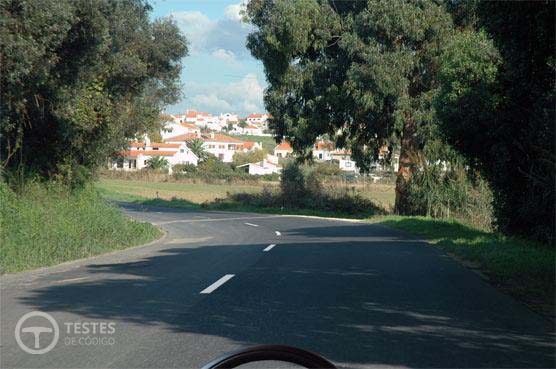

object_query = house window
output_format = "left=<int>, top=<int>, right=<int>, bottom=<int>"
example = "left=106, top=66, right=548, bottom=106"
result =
left=345, top=162, right=352, bottom=167
left=144, top=160, right=148, bottom=165
left=128, top=159, right=136, bottom=169
left=180, top=149, right=184, bottom=153
left=277, top=153, right=282, bottom=158
left=219, top=144, right=225, bottom=149
left=319, top=153, right=323, bottom=159
left=116, top=158, right=124, bottom=168
left=153, top=147, right=159, bottom=150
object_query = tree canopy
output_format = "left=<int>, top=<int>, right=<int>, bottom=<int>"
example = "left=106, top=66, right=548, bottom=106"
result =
left=1, top=0, right=188, bottom=184
left=246, top=0, right=455, bottom=213
left=435, top=1, right=555, bottom=242
left=247, top=0, right=555, bottom=243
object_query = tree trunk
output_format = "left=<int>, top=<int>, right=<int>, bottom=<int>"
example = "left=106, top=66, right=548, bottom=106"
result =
left=395, top=118, right=417, bottom=214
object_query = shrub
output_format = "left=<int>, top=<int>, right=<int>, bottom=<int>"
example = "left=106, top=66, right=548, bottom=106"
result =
left=280, top=162, right=307, bottom=204
left=172, top=163, right=197, bottom=173
left=406, top=157, right=493, bottom=230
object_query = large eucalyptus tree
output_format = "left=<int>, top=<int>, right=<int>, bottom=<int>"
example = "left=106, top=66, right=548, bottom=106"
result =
left=246, top=0, right=453, bottom=213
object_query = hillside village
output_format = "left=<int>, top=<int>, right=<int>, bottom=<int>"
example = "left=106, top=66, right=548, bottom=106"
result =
left=111, top=109, right=399, bottom=176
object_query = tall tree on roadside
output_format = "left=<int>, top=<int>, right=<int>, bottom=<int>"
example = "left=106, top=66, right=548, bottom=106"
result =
left=435, top=1, right=555, bottom=243
left=246, top=0, right=453, bottom=213
left=0, top=0, right=187, bottom=184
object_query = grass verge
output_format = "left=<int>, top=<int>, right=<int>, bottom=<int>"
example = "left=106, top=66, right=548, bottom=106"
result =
left=370, top=216, right=555, bottom=319
left=0, top=182, right=161, bottom=274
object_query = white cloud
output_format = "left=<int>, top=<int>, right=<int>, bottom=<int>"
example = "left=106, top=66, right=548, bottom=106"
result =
left=170, top=6, right=253, bottom=58
left=170, top=11, right=213, bottom=54
left=224, top=1, right=247, bottom=22
left=212, top=49, right=236, bottom=62
left=191, top=94, right=233, bottom=111
left=185, top=74, right=265, bottom=116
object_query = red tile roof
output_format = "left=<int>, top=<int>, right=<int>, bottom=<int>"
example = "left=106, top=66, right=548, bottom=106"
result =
left=202, top=133, right=244, bottom=143
left=151, top=143, right=181, bottom=149
left=165, top=133, right=200, bottom=141
left=120, top=150, right=177, bottom=157
left=181, top=122, right=199, bottom=129
left=275, top=142, right=293, bottom=151
left=243, top=141, right=258, bottom=150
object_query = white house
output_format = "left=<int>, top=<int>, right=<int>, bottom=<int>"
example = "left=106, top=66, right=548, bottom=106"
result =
left=237, top=160, right=281, bottom=175
left=245, top=113, right=269, bottom=126
left=195, top=133, right=246, bottom=162
left=111, top=141, right=198, bottom=172
left=313, top=141, right=334, bottom=161
left=161, top=121, right=201, bottom=140
left=274, top=142, right=293, bottom=158
left=219, top=113, right=239, bottom=125
left=331, top=149, right=359, bottom=172
left=241, top=124, right=264, bottom=136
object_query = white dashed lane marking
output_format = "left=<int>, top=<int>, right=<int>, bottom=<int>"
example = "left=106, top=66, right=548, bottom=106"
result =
left=200, top=274, right=235, bottom=294
left=263, top=244, right=276, bottom=252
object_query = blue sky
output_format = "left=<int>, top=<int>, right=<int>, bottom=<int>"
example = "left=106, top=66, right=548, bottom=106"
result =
left=149, top=0, right=267, bottom=117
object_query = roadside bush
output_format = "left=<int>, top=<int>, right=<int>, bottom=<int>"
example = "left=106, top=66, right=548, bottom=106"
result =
left=406, top=157, right=494, bottom=230
left=280, top=162, right=307, bottom=204
left=172, top=163, right=197, bottom=173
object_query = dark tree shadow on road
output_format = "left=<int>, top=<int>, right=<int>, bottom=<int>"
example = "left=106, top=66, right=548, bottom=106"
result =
left=18, top=224, right=555, bottom=368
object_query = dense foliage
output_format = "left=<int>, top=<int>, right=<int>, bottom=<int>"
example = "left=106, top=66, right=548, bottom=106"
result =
left=247, top=0, right=555, bottom=243
left=436, top=1, right=555, bottom=243
left=246, top=0, right=454, bottom=213
left=1, top=0, right=187, bottom=185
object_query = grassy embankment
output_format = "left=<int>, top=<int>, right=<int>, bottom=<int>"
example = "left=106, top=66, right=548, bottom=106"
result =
left=0, top=182, right=161, bottom=274
left=98, top=177, right=554, bottom=317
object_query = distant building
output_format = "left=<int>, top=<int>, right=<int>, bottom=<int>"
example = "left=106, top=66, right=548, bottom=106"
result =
left=111, top=141, right=198, bottom=172
left=242, top=124, right=263, bottom=136
left=245, top=113, right=269, bottom=126
left=161, top=120, right=201, bottom=140
left=274, top=142, right=293, bottom=158
left=237, top=160, right=281, bottom=175
left=313, top=141, right=334, bottom=161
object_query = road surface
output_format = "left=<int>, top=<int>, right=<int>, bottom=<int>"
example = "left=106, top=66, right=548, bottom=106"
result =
left=1, top=204, right=554, bottom=368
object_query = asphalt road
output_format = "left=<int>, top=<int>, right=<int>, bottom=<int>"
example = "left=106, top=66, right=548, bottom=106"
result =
left=1, top=204, right=554, bottom=368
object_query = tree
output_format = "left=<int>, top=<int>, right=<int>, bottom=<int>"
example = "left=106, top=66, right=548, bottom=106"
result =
left=246, top=0, right=454, bottom=214
left=145, top=156, right=169, bottom=171
left=187, top=138, right=209, bottom=162
left=436, top=1, right=555, bottom=243
left=0, top=0, right=187, bottom=184
left=238, top=120, right=247, bottom=129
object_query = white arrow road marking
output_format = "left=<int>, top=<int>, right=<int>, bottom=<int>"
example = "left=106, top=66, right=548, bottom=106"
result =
left=244, top=223, right=259, bottom=227
left=275, top=231, right=281, bottom=236
left=200, top=274, right=235, bottom=294
left=263, top=244, right=276, bottom=252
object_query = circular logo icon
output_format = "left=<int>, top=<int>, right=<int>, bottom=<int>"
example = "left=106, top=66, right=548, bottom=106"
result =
left=15, top=311, right=59, bottom=354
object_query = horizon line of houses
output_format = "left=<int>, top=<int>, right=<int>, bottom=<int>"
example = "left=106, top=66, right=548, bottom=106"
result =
left=111, top=110, right=399, bottom=176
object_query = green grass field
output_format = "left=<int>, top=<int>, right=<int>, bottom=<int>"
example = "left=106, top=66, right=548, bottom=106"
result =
left=97, top=178, right=396, bottom=209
